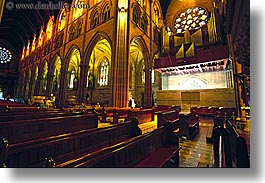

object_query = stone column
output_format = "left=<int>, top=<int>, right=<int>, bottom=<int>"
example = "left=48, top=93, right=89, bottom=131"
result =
left=227, top=34, right=243, bottom=118
left=28, top=79, right=34, bottom=98
left=143, top=66, right=152, bottom=107
left=111, top=0, right=130, bottom=107
left=45, top=74, right=54, bottom=97
left=57, top=69, right=68, bottom=107
left=77, top=63, right=89, bottom=103
left=34, top=76, right=42, bottom=95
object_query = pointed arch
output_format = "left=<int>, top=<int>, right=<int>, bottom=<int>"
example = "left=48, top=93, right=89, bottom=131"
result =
left=180, top=75, right=209, bottom=89
left=84, top=31, right=112, bottom=65
left=130, top=36, right=150, bottom=65
left=90, top=6, right=102, bottom=29
left=153, top=0, right=163, bottom=26
left=63, top=44, right=82, bottom=69
left=101, top=1, right=111, bottom=23
left=56, top=8, right=67, bottom=32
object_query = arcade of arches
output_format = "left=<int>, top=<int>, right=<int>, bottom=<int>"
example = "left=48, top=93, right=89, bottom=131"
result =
left=16, top=0, right=249, bottom=122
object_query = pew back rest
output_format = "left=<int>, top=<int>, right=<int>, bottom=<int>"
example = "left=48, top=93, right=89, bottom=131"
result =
left=7, top=121, right=141, bottom=167
left=226, top=120, right=250, bottom=167
left=127, top=109, right=154, bottom=124
left=212, top=127, right=232, bottom=168
left=0, top=113, right=98, bottom=144
left=77, top=127, right=170, bottom=167
left=0, top=112, right=74, bottom=122
left=157, top=110, right=179, bottom=127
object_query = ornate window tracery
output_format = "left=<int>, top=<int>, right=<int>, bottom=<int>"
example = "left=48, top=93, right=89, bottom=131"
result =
left=98, top=59, right=109, bottom=86
left=0, top=47, right=12, bottom=64
left=174, top=7, right=208, bottom=35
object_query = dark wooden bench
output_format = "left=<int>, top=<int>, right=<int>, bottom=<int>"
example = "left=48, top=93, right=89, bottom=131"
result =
left=113, top=108, right=128, bottom=124
left=0, top=107, right=54, bottom=116
left=51, top=121, right=181, bottom=168
left=212, top=126, right=232, bottom=168
left=0, top=111, right=74, bottom=122
left=190, top=106, right=219, bottom=117
left=126, top=108, right=154, bottom=124
left=0, top=113, right=98, bottom=144
left=219, top=107, right=237, bottom=121
left=178, top=113, right=200, bottom=140
left=157, top=110, right=180, bottom=127
left=2, top=119, right=141, bottom=167
left=100, top=107, right=117, bottom=123
left=225, top=120, right=250, bottom=168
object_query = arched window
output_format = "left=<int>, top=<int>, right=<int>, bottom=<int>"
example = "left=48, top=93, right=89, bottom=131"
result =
left=53, top=58, right=61, bottom=93
left=142, top=65, right=155, bottom=84
left=31, top=34, right=36, bottom=52
left=94, top=0, right=102, bottom=4
left=37, top=27, right=44, bottom=48
left=136, top=0, right=144, bottom=7
left=46, top=16, right=54, bottom=40
left=68, top=69, right=78, bottom=89
left=91, top=10, right=100, bottom=29
left=86, top=71, right=94, bottom=88
left=102, top=5, right=110, bottom=22
left=174, top=6, right=208, bottom=35
left=73, top=0, right=84, bottom=20
left=153, top=4, right=159, bottom=26
left=0, top=47, right=12, bottom=64
left=76, top=20, right=83, bottom=36
left=41, top=62, right=48, bottom=92
left=68, top=24, right=76, bottom=41
left=133, top=7, right=140, bottom=25
left=98, top=60, right=109, bottom=86
left=58, top=9, right=66, bottom=31
left=140, top=14, right=148, bottom=33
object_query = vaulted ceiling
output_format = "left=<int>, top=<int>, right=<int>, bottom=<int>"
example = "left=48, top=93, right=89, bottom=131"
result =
left=0, top=0, right=72, bottom=72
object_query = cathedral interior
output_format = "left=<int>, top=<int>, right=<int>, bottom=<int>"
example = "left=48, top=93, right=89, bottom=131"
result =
left=0, top=0, right=250, bottom=169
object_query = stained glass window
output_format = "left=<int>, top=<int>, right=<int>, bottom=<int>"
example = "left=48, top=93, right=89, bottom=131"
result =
left=174, top=7, right=208, bottom=35
left=0, top=47, right=12, bottom=63
left=98, top=60, right=109, bottom=86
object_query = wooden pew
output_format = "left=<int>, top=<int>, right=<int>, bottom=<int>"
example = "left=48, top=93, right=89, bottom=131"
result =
left=0, top=113, right=98, bottom=144
left=190, top=106, right=219, bottom=117
left=52, top=121, right=181, bottom=168
left=113, top=108, right=129, bottom=124
left=100, top=107, right=116, bottom=123
left=225, top=120, right=250, bottom=168
left=0, top=111, right=74, bottom=122
left=178, top=113, right=200, bottom=140
left=157, top=110, right=180, bottom=127
left=0, top=138, right=8, bottom=168
left=0, top=107, right=54, bottom=116
left=212, top=126, right=232, bottom=168
left=126, top=108, right=154, bottom=124
left=219, top=107, right=237, bottom=121
left=3, top=120, right=141, bottom=167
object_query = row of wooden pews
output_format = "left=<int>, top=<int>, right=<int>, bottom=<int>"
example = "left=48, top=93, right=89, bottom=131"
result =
left=209, top=117, right=250, bottom=168
left=4, top=119, right=141, bottom=167
left=177, top=113, right=200, bottom=140
left=46, top=121, right=181, bottom=168
left=0, top=108, right=99, bottom=167
left=0, top=105, right=183, bottom=168
left=191, top=106, right=236, bottom=120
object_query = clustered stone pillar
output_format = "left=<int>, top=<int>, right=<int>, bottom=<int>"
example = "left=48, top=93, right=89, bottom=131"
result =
left=111, top=0, right=130, bottom=107
left=77, top=63, right=89, bottom=103
left=57, top=69, right=68, bottom=107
